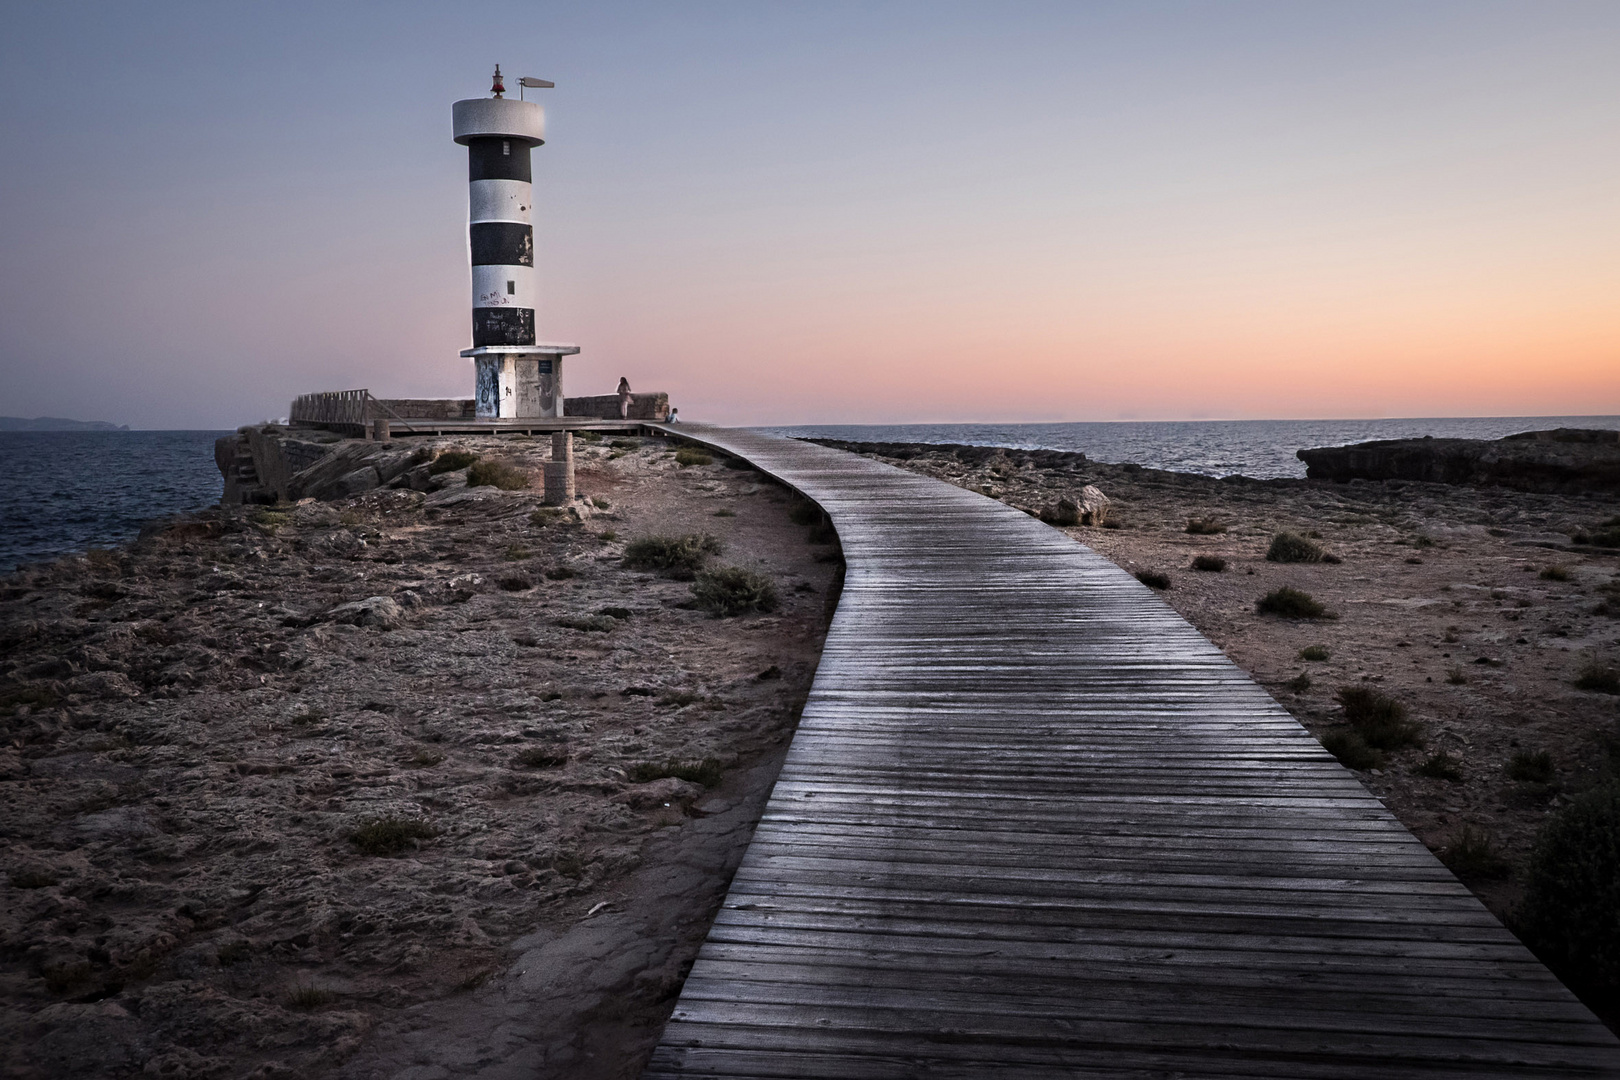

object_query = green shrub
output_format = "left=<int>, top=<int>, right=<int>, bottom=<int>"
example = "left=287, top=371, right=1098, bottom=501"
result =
left=350, top=817, right=439, bottom=856
left=1443, top=825, right=1510, bottom=879
left=691, top=566, right=778, bottom=617
left=1415, top=752, right=1463, bottom=781
left=428, top=450, right=479, bottom=475
left=623, top=534, right=722, bottom=579
left=591, top=496, right=610, bottom=509
left=503, top=545, right=532, bottom=561
left=466, top=459, right=530, bottom=490
left=1191, top=555, right=1227, bottom=572
left=1517, top=784, right=1620, bottom=1006
left=1573, top=526, right=1620, bottom=549
left=1507, top=750, right=1556, bottom=785
left=1446, top=667, right=1468, bottom=685
left=1284, top=673, right=1311, bottom=694
left=1267, top=532, right=1326, bottom=563
left=1574, top=663, right=1620, bottom=694
left=216, top=940, right=253, bottom=966
left=544, top=565, right=576, bottom=580
left=627, top=758, right=724, bottom=788
left=673, top=448, right=713, bottom=467
left=1322, top=730, right=1381, bottom=770
left=1133, top=570, right=1170, bottom=590
left=1540, top=565, right=1570, bottom=582
left=713, top=508, right=736, bottom=517
left=597, top=606, right=632, bottom=620
left=1337, top=686, right=1422, bottom=750
left=1256, top=587, right=1328, bottom=618
left=1299, top=645, right=1330, bottom=662
left=1186, top=517, right=1226, bottom=535
left=497, top=574, right=533, bottom=592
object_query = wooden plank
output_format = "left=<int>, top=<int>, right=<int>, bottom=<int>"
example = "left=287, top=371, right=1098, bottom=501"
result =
left=639, top=425, right=1620, bottom=1077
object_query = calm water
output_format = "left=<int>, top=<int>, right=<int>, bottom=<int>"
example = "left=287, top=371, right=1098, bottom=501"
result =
left=759, top=416, right=1620, bottom=482
left=0, top=431, right=229, bottom=573
left=5, top=417, right=1619, bottom=573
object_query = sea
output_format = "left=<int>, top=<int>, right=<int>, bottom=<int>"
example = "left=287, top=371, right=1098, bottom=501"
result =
left=3, top=417, right=1618, bottom=574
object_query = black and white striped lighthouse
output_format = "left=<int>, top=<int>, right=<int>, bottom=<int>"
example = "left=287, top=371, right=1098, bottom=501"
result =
left=454, top=66, right=579, bottom=419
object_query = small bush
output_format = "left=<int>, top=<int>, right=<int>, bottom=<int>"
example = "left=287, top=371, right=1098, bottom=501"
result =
left=674, top=448, right=713, bottom=467
left=1299, top=645, right=1330, bottom=662
left=1574, top=664, right=1620, bottom=694
left=1191, top=555, right=1227, bottom=572
left=216, top=940, right=253, bottom=966
left=515, top=748, right=567, bottom=768
left=1412, top=534, right=1436, bottom=548
left=1517, top=784, right=1620, bottom=1006
left=591, top=496, right=611, bottom=509
left=1416, top=752, right=1463, bottom=781
left=1337, top=686, right=1422, bottom=750
left=529, top=508, right=564, bottom=527
left=497, top=574, right=533, bottom=592
left=350, top=817, right=439, bottom=857
left=659, top=691, right=701, bottom=708
left=1573, top=526, right=1620, bottom=549
left=503, top=545, right=532, bottom=561
left=555, top=615, right=615, bottom=632
left=713, top=508, right=736, bottom=517
left=1266, top=532, right=1327, bottom=563
left=1540, top=565, right=1570, bottom=582
left=1507, top=750, right=1556, bottom=785
left=467, top=460, right=530, bottom=490
left=628, top=758, right=724, bottom=788
left=1186, top=517, right=1226, bottom=535
left=597, top=606, right=632, bottom=620
left=1134, top=570, right=1171, bottom=590
left=428, top=450, right=479, bottom=475
left=544, top=565, right=576, bottom=580
left=623, top=534, right=722, bottom=579
left=407, top=747, right=444, bottom=768
left=9, top=868, right=58, bottom=889
left=1256, top=587, right=1328, bottom=619
left=691, top=566, right=778, bottom=617
left=1322, top=730, right=1381, bottom=770
left=1446, top=667, right=1468, bottom=685
left=1443, top=825, right=1510, bottom=879
left=788, top=503, right=821, bottom=526
left=1284, top=673, right=1312, bottom=694
left=288, top=984, right=335, bottom=1010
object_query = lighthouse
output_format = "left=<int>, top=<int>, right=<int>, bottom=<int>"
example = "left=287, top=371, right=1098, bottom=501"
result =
left=454, top=66, right=579, bottom=419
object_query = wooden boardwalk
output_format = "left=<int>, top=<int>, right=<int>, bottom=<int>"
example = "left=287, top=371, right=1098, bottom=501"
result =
left=643, top=425, right=1620, bottom=1078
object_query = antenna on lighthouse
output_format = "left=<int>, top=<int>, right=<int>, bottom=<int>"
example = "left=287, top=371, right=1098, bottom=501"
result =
left=518, top=76, right=554, bottom=101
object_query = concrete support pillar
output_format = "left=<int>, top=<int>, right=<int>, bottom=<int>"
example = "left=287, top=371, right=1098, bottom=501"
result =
left=371, top=419, right=391, bottom=442
left=544, top=432, right=575, bottom=504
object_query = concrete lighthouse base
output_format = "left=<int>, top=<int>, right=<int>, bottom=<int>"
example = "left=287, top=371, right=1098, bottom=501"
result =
left=461, top=343, right=581, bottom=419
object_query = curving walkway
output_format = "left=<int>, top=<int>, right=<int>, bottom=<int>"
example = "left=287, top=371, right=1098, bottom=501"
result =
left=642, top=424, right=1619, bottom=1078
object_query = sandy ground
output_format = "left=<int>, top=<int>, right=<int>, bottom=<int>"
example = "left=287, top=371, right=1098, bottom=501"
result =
left=1, top=433, right=840, bottom=1079
left=816, top=439, right=1620, bottom=930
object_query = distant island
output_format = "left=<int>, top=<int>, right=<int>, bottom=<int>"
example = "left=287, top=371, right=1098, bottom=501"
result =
left=0, top=416, right=129, bottom=432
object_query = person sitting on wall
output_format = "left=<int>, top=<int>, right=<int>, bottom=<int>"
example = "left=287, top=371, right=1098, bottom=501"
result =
left=667, top=407, right=679, bottom=424
left=616, top=377, right=633, bottom=420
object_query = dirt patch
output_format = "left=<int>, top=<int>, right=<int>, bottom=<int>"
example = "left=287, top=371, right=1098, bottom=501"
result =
left=817, top=439, right=1620, bottom=925
left=0, top=433, right=840, bottom=1078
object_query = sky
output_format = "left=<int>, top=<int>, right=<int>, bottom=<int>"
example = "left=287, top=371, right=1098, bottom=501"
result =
left=0, top=1, right=1616, bottom=429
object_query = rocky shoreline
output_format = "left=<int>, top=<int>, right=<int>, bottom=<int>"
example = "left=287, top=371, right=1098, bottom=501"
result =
left=1297, top=427, right=1620, bottom=494
left=2, top=433, right=841, bottom=1078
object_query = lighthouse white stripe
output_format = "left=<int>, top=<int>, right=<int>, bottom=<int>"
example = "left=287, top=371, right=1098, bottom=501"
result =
left=471, top=264, right=536, bottom=310
left=469, top=179, right=533, bottom=225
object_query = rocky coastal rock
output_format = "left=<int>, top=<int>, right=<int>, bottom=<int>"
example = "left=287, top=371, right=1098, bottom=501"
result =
left=1297, top=428, right=1620, bottom=494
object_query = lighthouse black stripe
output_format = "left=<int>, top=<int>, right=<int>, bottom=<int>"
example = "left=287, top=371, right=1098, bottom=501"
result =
left=467, top=137, right=532, bottom=183
left=472, top=307, right=536, bottom=347
left=470, top=222, right=534, bottom=266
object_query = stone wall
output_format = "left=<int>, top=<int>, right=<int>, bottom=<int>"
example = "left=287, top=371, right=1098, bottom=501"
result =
left=564, top=392, right=670, bottom=421
left=374, top=398, right=477, bottom=420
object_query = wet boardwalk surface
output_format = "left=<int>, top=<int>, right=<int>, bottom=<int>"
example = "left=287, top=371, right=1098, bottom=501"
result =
left=642, top=425, right=1620, bottom=1078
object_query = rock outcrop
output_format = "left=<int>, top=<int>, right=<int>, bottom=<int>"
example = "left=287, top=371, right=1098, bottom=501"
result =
left=1297, top=428, right=1620, bottom=494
